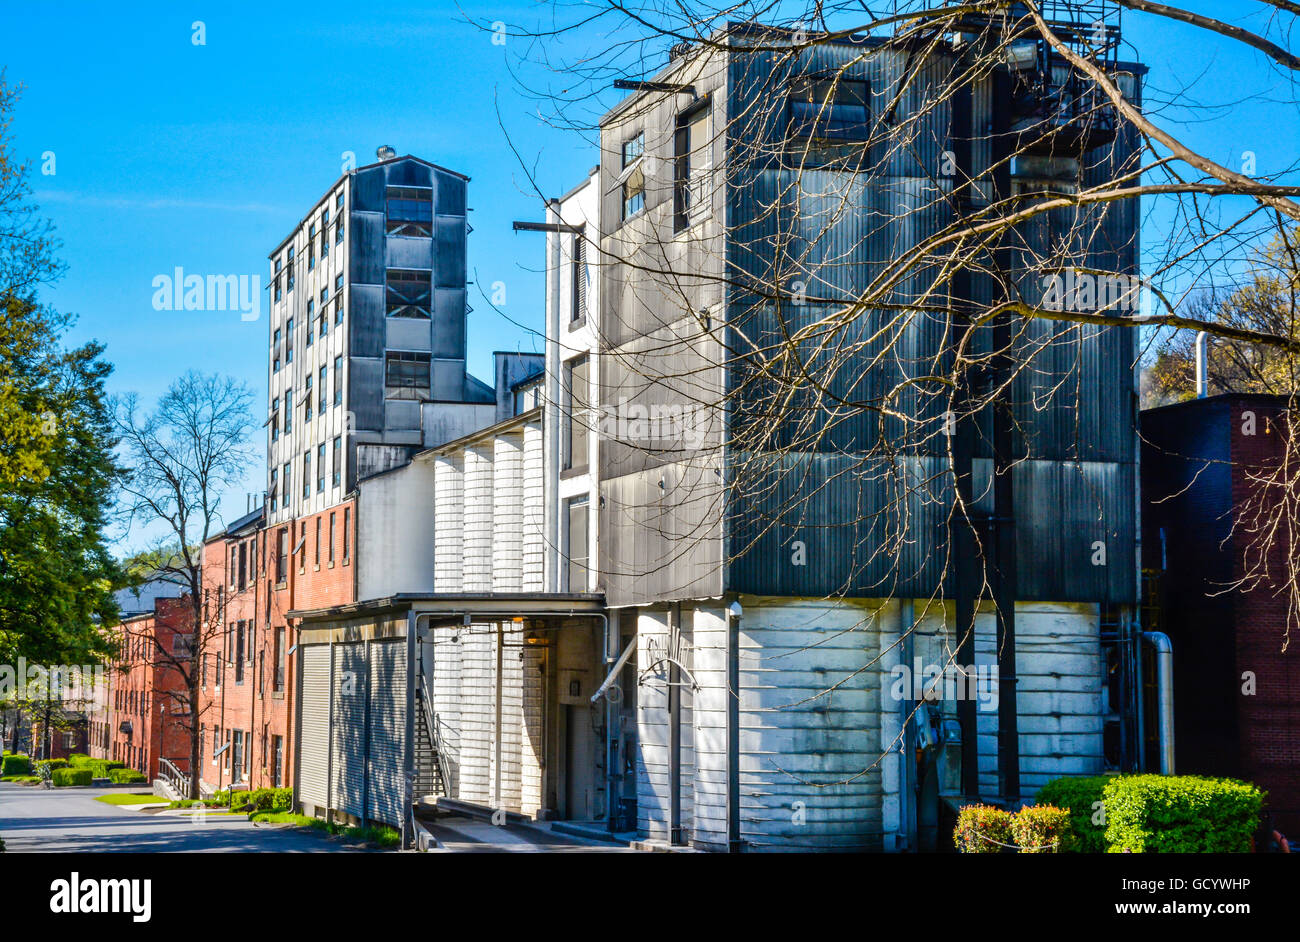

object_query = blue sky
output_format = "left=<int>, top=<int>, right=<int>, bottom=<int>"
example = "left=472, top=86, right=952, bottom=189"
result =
left=1, top=1, right=1296, bottom=551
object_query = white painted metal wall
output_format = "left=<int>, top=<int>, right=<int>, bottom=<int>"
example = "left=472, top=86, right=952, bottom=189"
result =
left=433, top=454, right=464, bottom=592
left=631, top=596, right=1104, bottom=851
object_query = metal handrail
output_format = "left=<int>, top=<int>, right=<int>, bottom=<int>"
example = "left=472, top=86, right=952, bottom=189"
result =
left=158, top=756, right=190, bottom=800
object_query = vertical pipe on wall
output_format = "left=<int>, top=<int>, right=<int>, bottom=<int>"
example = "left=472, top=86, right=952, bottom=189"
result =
left=544, top=201, right=563, bottom=593
left=401, top=613, right=418, bottom=849
left=668, top=603, right=682, bottom=845
left=899, top=599, right=916, bottom=851
left=726, top=600, right=741, bottom=853
left=950, top=62, right=980, bottom=801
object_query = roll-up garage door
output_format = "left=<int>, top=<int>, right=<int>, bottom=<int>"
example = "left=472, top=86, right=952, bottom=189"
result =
left=367, top=640, right=407, bottom=827
left=298, top=645, right=331, bottom=807
left=331, top=642, right=367, bottom=820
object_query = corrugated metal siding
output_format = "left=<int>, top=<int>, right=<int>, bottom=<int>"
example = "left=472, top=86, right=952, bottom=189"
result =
left=492, top=434, right=523, bottom=592
left=367, top=640, right=407, bottom=827
left=330, top=643, right=367, bottom=820
left=718, top=39, right=1140, bottom=605
left=298, top=645, right=331, bottom=808
left=462, top=446, right=493, bottom=591
left=433, top=453, right=464, bottom=591
left=522, top=423, right=545, bottom=590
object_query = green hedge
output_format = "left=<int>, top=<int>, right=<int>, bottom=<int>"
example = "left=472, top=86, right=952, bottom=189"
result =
left=68, top=755, right=94, bottom=768
left=108, top=768, right=147, bottom=784
left=51, top=767, right=93, bottom=787
left=1, top=755, right=30, bottom=776
left=1036, top=775, right=1112, bottom=853
left=34, top=758, right=68, bottom=771
left=86, top=759, right=125, bottom=779
left=1103, top=775, right=1264, bottom=853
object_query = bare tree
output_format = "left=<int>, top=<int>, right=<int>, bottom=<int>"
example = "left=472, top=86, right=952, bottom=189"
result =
left=478, top=0, right=1300, bottom=804
left=115, top=372, right=255, bottom=799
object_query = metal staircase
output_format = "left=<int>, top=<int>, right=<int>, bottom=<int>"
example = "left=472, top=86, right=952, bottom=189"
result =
left=414, top=677, right=448, bottom=802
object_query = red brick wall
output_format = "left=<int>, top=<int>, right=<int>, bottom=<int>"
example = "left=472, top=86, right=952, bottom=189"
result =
left=106, top=597, right=193, bottom=782
left=197, top=499, right=355, bottom=792
left=1228, top=401, right=1300, bottom=831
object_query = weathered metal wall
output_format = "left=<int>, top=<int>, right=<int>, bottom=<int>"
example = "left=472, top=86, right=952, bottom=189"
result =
left=722, top=38, right=1142, bottom=604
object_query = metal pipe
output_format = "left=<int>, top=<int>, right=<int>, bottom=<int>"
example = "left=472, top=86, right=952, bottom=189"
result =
left=1142, top=632, right=1175, bottom=774
left=1195, top=331, right=1208, bottom=398
left=726, top=599, right=742, bottom=853
left=544, top=200, right=563, bottom=592
left=668, top=603, right=682, bottom=845
left=899, top=599, right=915, bottom=852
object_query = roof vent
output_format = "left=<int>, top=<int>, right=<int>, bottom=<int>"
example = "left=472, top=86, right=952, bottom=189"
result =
left=376, top=145, right=397, bottom=161
left=668, top=41, right=692, bottom=61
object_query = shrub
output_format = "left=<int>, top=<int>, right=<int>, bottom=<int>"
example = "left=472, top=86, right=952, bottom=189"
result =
left=86, top=759, right=125, bottom=779
left=1036, top=775, right=1112, bottom=853
left=1103, top=774, right=1264, bottom=853
left=1010, top=805, right=1074, bottom=853
left=1, top=755, right=30, bottom=776
left=68, top=755, right=94, bottom=768
left=51, top=767, right=93, bottom=787
left=108, top=768, right=146, bottom=784
left=34, top=758, right=68, bottom=771
left=229, top=790, right=255, bottom=812
left=954, top=804, right=1015, bottom=853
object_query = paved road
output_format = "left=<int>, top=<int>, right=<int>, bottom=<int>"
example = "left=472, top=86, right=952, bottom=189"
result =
left=0, top=783, right=358, bottom=853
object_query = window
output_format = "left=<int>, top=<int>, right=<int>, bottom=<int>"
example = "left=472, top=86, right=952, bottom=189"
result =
left=271, top=735, right=284, bottom=787
left=788, top=76, right=869, bottom=141
left=334, top=357, right=343, bottom=405
left=332, top=436, right=342, bottom=487
left=317, top=443, right=325, bottom=493
left=565, top=496, right=589, bottom=591
left=621, top=131, right=646, bottom=220
left=563, top=356, right=589, bottom=471
left=235, top=622, right=245, bottom=684
left=343, top=507, right=350, bottom=563
left=212, top=725, right=220, bottom=762
left=284, top=387, right=293, bottom=434
left=622, top=164, right=645, bottom=220
left=276, top=528, right=288, bottom=584
left=306, top=300, right=314, bottom=346
left=319, top=308, right=327, bottom=337
left=230, top=545, right=238, bottom=588
left=238, top=541, right=247, bottom=589
left=622, top=132, right=644, bottom=166
left=329, top=511, right=336, bottom=564
left=282, top=461, right=291, bottom=507
left=571, top=235, right=586, bottom=323
left=334, top=275, right=345, bottom=324
left=273, top=628, right=286, bottom=693
left=315, top=516, right=321, bottom=566
left=386, top=350, right=431, bottom=388
left=272, top=328, right=281, bottom=372
left=304, top=375, right=313, bottom=422
left=386, top=186, right=433, bottom=236
left=286, top=318, right=294, bottom=363
left=386, top=269, right=431, bottom=318
left=674, top=102, right=711, bottom=230
left=287, top=248, right=295, bottom=291
left=249, top=536, right=258, bottom=580
left=336, top=190, right=344, bottom=211
left=319, top=366, right=328, bottom=414
left=302, top=451, right=311, bottom=499
left=271, top=395, right=280, bottom=442
left=321, top=286, right=329, bottom=307
left=299, top=521, right=307, bottom=571
left=231, top=729, right=244, bottom=783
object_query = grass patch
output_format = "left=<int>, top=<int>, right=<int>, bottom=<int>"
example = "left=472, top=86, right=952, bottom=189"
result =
left=249, top=812, right=400, bottom=847
left=341, top=824, right=400, bottom=848
left=0, top=775, right=39, bottom=784
left=95, top=793, right=164, bottom=806
left=251, top=811, right=319, bottom=826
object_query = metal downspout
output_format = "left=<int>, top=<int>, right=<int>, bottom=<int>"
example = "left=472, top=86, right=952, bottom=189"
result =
left=1143, top=631, right=1175, bottom=774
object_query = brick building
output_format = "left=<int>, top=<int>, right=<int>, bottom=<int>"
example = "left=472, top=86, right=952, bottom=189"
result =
left=198, top=499, right=357, bottom=792
left=106, top=596, right=194, bottom=782
left=1142, top=393, right=1300, bottom=832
